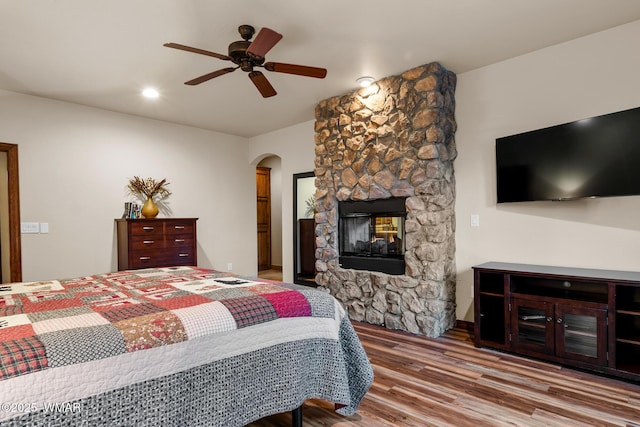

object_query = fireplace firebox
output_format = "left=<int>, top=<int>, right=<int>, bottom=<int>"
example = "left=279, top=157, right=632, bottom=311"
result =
left=338, top=197, right=406, bottom=275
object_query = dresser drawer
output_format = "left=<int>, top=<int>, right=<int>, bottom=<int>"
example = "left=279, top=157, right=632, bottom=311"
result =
left=129, top=249, right=195, bottom=269
left=129, top=253, right=162, bottom=269
left=164, top=220, right=195, bottom=235
left=129, top=222, right=164, bottom=236
left=164, top=250, right=196, bottom=266
left=130, top=235, right=166, bottom=251
left=166, top=234, right=194, bottom=249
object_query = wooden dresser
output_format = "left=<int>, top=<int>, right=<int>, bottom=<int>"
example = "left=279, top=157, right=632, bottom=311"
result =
left=298, top=218, right=315, bottom=276
left=116, top=218, right=198, bottom=271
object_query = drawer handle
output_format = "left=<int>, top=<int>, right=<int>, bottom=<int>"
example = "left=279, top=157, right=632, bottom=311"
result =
left=143, top=226, right=154, bottom=231
left=143, top=240, right=155, bottom=244
left=175, top=239, right=185, bottom=243
left=139, top=256, right=151, bottom=260
left=174, top=226, right=185, bottom=229
left=178, top=253, right=189, bottom=257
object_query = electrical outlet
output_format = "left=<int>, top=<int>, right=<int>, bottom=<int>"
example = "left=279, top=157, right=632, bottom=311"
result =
left=227, top=263, right=233, bottom=271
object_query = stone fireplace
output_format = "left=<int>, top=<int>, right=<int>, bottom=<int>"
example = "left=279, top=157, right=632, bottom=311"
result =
left=313, top=62, right=457, bottom=338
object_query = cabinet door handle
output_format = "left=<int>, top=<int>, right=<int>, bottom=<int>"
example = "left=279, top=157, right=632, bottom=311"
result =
left=521, top=315, right=545, bottom=321
left=557, top=318, right=563, bottom=324
left=174, top=226, right=185, bottom=229
left=546, top=317, right=552, bottom=322
left=143, top=226, right=154, bottom=231
left=178, top=253, right=189, bottom=257
left=175, top=239, right=185, bottom=243
left=143, top=240, right=154, bottom=244
left=139, top=256, right=151, bottom=260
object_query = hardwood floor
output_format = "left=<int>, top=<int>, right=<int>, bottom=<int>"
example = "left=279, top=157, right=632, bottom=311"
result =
left=249, top=322, right=640, bottom=426
left=257, top=269, right=283, bottom=281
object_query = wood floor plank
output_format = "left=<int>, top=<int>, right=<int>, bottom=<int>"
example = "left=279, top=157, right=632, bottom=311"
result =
left=530, top=408, right=596, bottom=427
left=249, top=321, right=640, bottom=426
left=548, top=384, right=640, bottom=417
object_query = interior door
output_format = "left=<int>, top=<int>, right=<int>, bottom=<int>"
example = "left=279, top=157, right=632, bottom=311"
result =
left=256, top=167, right=271, bottom=271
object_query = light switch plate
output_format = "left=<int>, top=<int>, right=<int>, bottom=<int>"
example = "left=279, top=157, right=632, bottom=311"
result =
left=21, top=222, right=40, bottom=233
left=470, top=214, right=480, bottom=227
left=39, top=223, right=49, bottom=233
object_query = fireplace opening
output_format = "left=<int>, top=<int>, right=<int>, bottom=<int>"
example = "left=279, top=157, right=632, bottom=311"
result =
left=338, top=197, right=406, bottom=275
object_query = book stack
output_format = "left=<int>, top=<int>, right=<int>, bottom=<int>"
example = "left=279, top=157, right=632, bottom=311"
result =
left=122, top=202, right=142, bottom=219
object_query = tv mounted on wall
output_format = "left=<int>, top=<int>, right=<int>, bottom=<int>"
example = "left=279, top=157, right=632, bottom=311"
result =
left=496, top=106, right=640, bottom=203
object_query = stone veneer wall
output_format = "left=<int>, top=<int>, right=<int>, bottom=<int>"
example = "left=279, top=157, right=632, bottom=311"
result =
left=313, top=62, right=457, bottom=337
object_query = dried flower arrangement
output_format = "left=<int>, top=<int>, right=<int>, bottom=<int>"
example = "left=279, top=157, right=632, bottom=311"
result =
left=127, top=176, right=171, bottom=201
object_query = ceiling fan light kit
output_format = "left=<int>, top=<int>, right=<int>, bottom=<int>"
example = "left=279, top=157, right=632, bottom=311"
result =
left=164, top=25, right=327, bottom=98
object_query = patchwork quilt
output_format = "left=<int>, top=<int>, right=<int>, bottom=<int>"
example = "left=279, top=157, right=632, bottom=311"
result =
left=0, top=267, right=373, bottom=426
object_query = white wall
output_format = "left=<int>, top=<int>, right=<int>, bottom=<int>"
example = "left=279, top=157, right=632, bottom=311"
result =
left=248, top=120, right=316, bottom=283
left=455, top=20, right=640, bottom=321
left=0, top=90, right=256, bottom=281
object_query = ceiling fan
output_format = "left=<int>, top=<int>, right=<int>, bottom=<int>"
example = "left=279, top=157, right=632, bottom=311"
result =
left=164, top=25, right=327, bottom=98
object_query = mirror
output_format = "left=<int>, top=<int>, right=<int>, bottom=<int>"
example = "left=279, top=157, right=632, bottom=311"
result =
left=293, top=171, right=316, bottom=287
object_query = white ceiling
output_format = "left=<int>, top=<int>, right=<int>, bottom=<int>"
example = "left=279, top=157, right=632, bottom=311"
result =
left=2, top=1, right=640, bottom=138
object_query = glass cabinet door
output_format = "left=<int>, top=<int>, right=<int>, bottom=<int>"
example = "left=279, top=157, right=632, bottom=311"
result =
left=555, top=304, right=607, bottom=366
left=511, top=299, right=554, bottom=355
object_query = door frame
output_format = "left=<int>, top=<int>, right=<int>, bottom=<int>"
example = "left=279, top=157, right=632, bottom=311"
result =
left=0, top=142, right=22, bottom=282
left=293, top=171, right=315, bottom=286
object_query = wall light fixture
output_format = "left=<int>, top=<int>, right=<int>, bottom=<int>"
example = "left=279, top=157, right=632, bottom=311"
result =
left=356, top=76, right=375, bottom=88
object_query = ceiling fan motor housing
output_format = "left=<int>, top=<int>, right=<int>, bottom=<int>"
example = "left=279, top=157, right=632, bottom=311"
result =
left=228, top=38, right=266, bottom=71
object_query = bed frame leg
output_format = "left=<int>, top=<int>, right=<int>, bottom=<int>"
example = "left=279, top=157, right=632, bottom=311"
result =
left=291, top=406, right=302, bottom=427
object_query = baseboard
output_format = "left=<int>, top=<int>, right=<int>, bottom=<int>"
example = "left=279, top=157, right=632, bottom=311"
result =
left=455, top=320, right=474, bottom=332
left=271, top=265, right=282, bottom=271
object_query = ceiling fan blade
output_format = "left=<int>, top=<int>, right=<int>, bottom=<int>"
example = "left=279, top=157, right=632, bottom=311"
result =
left=264, top=62, right=327, bottom=79
left=185, top=67, right=237, bottom=85
left=246, top=27, right=283, bottom=58
left=164, top=43, right=231, bottom=61
left=249, top=71, right=277, bottom=98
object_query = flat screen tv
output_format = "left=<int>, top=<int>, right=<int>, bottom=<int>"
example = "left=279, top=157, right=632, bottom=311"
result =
left=496, top=106, right=640, bottom=203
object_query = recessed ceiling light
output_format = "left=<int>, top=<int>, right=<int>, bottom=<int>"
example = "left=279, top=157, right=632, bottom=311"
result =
left=356, top=76, right=374, bottom=88
left=142, top=87, right=160, bottom=99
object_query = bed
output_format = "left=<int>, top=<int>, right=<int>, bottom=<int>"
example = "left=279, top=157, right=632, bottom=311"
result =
left=0, top=266, right=373, bottom=426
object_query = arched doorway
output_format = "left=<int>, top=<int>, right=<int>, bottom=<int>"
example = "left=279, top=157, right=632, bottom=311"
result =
left=256, top=155, right=282, bottom=280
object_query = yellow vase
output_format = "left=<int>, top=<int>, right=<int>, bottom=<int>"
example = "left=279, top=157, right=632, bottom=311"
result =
left=141, top=197, right=159, bottom=218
